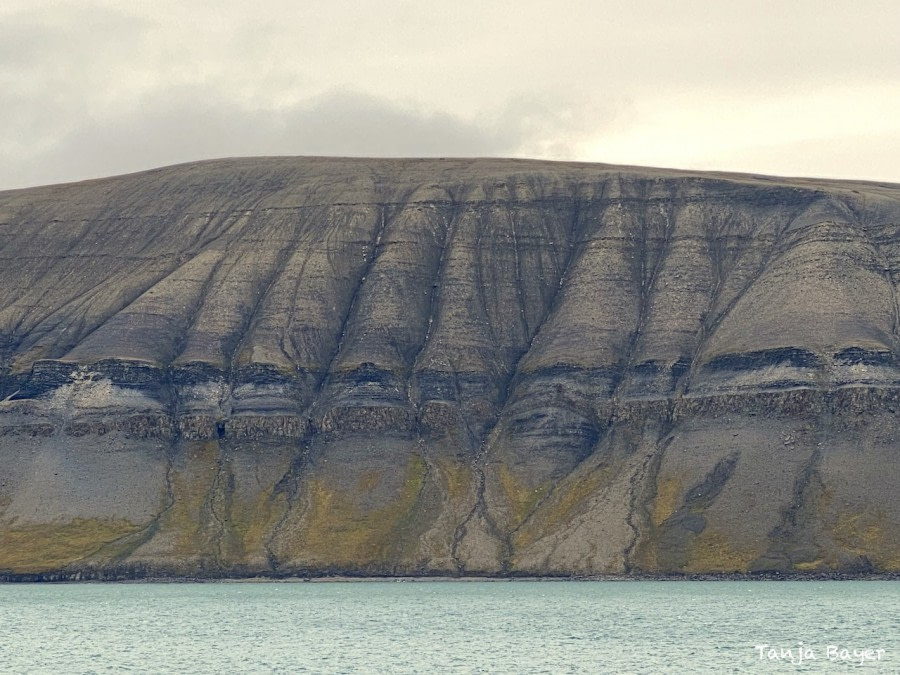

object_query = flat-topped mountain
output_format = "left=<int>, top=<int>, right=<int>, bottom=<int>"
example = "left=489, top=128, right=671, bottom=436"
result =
left=1, top=157, right=899, bottom=579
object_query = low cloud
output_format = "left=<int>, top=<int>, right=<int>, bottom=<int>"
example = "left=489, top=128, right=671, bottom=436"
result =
left=3, top=1, right=898, bottom=188
left=1, top=88, right=614, bottom=189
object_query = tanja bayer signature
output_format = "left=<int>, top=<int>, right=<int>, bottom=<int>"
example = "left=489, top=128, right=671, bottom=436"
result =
left=754, top=643, right=886, bottom=666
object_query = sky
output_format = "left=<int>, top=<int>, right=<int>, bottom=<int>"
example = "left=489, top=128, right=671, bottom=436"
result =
left=2, top=0, right=899, bottom=190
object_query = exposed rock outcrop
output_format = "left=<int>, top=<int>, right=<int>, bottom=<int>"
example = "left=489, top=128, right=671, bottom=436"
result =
left=1, top=157, right=899, bottom=578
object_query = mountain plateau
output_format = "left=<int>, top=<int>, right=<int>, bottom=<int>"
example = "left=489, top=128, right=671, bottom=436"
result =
left=1, top=157, right=899, bottom=579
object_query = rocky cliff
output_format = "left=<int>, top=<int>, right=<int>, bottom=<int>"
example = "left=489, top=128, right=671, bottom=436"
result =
left=1, top=157, right=899, bottom=579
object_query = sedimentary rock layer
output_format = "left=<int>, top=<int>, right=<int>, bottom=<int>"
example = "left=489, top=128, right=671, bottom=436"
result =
left=1, top=157, right=899, bottom=578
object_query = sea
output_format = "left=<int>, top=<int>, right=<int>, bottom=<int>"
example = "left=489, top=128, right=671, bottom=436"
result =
left=1, top=580, right=897, bottom=673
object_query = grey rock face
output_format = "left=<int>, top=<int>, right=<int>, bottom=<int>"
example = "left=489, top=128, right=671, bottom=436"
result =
left=1, top=157, right=899, bottom=578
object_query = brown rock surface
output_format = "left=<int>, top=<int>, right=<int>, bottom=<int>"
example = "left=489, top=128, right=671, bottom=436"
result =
left=1, top=157, right=899, bottom=578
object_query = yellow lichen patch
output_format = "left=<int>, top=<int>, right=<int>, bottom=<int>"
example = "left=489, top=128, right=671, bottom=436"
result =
left=635, top=543, right=661, bottom=573
left=832, top=510, right=900, bottom=571
left=223, top=488, right=289, bottom=563
left=162, top=441, right=221, bottom=555
left=794, top=560, right=828, bottom=571
left=0, top=518, right=140, bottom=573
left=357, top=469, right=382, bottom=493
left=685, top=529, right=758, bottom=573
left=434, top=458, right=473, bottom=503
left=833, top=511, right=883, bottom=552
left=651, top=474, right=683, bottom=527
left=513, top=469, right=606, bottom=551
left=296, top=454, right=426, bottom=566
left=498, top=465, right=550, bottom=531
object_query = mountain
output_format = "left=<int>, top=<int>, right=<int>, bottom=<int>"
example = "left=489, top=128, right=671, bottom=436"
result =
left=1, top=157, right=899, bottom=579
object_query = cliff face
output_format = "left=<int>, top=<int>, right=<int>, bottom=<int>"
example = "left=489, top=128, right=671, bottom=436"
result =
left=1, top=157, right=899, bottom=578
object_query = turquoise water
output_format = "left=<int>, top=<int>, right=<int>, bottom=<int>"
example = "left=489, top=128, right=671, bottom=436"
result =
left=1, top=580, right=897, bottom=673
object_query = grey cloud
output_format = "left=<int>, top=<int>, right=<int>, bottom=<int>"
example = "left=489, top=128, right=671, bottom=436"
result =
left=0, top=5, right=150, bottom=74
left=1, top=89, right=536, bottom=189
left=492, top=93, right=629, bottom=159
left=0, top=4, right=153, bottom=161
left=2, top=0, right=898, bottom=188
left=278, top=91, right=519, bottom=157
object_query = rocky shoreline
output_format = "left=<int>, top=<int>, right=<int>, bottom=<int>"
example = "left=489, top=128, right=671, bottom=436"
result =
left=4, top=571, right=900, bottom=583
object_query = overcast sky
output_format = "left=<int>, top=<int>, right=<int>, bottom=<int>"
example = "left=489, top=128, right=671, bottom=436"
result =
left=2, top=0, right=899, bottom=190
